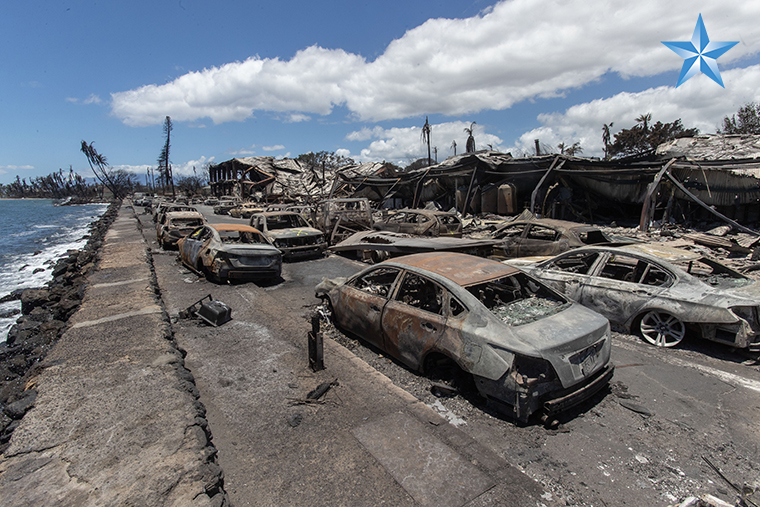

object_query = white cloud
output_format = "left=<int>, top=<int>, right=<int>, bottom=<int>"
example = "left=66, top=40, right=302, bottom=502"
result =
left=345, top=120, right=505, bottom=165
left=66, top=94, right=102, bottom=105
left=508, top=64, right=760, bottom=157
left=111, top=164, right=153, bottom=175
left=262, top=145, right=285, bottom=151
left=171, top=156, right=215, bottom=177
left=0, top=165, right=35, bottom=171
left=286, top=113, right=311, bottom=123
left=112, top=156, right=215, bottom=178
left=110, top=0, right=760, bottom=127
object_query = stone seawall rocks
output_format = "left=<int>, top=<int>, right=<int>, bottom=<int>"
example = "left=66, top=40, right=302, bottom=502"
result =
left=0, top=203, right=228, bottom=506
left=0, top=202, right=120, bottom=449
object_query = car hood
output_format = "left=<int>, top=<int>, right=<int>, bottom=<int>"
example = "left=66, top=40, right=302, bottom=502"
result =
left=267, top=227, right=323, bottom=240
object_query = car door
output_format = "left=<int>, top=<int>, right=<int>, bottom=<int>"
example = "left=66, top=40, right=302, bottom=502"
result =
left=334, top=267, right=401, bottom=349
left=380, top=271, right=446, bottom=370
left=493, top=222, right=528, bottom=258
left=533, top=250, right=603, bottom=301
left=579, top=252, right=673, bottom=324
left=182, top=226, right=212, bottom=267
left=519, top=224, right=564, bottom=256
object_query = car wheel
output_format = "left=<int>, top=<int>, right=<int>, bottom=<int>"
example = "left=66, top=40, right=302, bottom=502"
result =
left=638, top=310, right=686, bottom=347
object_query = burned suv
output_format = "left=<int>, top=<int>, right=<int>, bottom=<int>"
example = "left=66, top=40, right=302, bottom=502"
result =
left=250, top=211, right=326, bottom=260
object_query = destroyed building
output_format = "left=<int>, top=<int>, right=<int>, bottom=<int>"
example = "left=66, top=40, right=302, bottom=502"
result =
left=208, top=156, right=397, bottom=203
left=209, top=135, right=760, bottom=230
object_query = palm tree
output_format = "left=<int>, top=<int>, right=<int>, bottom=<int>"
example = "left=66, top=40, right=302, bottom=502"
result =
left=464, top=122, right=476, bottom=152
left=421, top=116, right=432, bottom=166
left=602, top=122, right=614, bottom=160
left=451, top=140, right=457, bottom=156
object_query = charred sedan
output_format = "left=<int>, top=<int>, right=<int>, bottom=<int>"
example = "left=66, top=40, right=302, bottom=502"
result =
left=490, top=218, right=619, bottom=259
left=506, top=244, right=760, bottom=349
left=317, top=252, right=613, bottom=423
left=178, top=224, right=282, bottom=283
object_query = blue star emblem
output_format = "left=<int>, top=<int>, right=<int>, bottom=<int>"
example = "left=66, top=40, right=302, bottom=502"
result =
left=662, top=14, right=738, bottom=87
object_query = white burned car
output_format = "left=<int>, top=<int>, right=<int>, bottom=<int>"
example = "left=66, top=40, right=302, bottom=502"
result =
left=317, top=252, right=613, bottom=423
left=505, top=244, right=760, bottom=349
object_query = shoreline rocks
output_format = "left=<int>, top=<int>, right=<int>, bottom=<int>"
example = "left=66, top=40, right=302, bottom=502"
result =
left=0, top=201, right=120, bottom=451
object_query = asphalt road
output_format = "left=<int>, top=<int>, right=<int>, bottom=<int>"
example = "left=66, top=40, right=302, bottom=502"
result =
left=142, top=204, right=760, bottom=507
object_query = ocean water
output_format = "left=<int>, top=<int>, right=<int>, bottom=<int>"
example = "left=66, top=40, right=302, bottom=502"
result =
left=0, top=199, right=109, bottom=342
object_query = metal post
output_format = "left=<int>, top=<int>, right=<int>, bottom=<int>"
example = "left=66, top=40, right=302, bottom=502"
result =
left=308, top=313, right=324, bottom=371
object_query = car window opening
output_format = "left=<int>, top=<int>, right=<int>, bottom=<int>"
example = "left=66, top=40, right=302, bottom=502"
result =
left=678, top=258, right=752, bottom=288
left=351, top=268, right=400, bottom=297
left=396, top=273, right=444, bottom=315
left=467, top=272, right=568, bottom=326
left=219, top=231, right=264, bottom=244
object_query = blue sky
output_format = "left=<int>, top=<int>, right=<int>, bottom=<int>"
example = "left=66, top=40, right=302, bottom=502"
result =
left=2, top=0, right=760, bottom=185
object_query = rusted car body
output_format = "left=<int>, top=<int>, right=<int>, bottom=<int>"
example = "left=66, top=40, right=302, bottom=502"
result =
left=312, top=198, right=373, bottom=244
left=490, top=218, right=618, bottom=259
left=157, top=211, right=205, bottom=249
left=213, top=198, right=241, bottom=215
left=373, top=209, right=463, bottom=237
left=249, top=212, right=326, bottom=259
left=317, top=252, right=613, bottom=422
left=330, top=230, right=499, bottom=262
left=506, top=244, right=760, bottom=349
left=177, top=224, right=282, bottom=282
left=229, top=203, right=264, bottom=219
left=155, top=204, right=198, bottom=225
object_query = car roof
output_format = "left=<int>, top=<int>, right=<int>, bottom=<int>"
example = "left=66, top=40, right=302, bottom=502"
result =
left=385, top=252, right=519, bottom=287
left=256, top=211, right=303, bottom=218
left=551, top=244, right=701, bottom=263
left=165, top=211, right=203, bottom=219
left=210, top=224, right=264, bottom=234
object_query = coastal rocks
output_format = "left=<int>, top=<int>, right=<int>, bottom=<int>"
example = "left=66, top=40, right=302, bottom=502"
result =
left=0, top=202, right=120, bottom=453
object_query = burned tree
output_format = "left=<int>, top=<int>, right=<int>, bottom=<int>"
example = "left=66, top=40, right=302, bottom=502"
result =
left=80, top=140, right=128, bottom=199
left=158, top=116, right=175, bottom=197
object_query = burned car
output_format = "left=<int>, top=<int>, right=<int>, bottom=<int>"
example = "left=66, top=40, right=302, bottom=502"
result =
left=490, top=218, right=619, bottom=259
left=178, top=224, right=282, bottom=283
left=155, top=204, right=198, bottom=225
left=505, top=244, right=760, bottom=349
left=317, top=252, right=613, bottom=422
left=157, top=211, right=205, bottom=249
left=249, top=211, right=326, bottom=259
left=213, top=197, right=241, bottom=215
left=373, top=209, right=463, bottom=237
left=229, top=202, right=264, bottom=219
left=312, top=198, right=373, bottom=245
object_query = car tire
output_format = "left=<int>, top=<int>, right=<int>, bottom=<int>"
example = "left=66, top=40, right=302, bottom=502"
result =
left=638, top=310, right=686, bottom=347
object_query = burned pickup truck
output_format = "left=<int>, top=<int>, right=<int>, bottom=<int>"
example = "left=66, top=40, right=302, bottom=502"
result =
left=317, top=252, right=613, bottom=423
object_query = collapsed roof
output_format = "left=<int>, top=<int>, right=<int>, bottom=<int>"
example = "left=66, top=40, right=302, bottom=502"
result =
left=208, top=156, right=395, bottom=202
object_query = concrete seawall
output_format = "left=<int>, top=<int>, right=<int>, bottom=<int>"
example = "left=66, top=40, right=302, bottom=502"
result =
left=0, top=206, right=228, bottom=506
